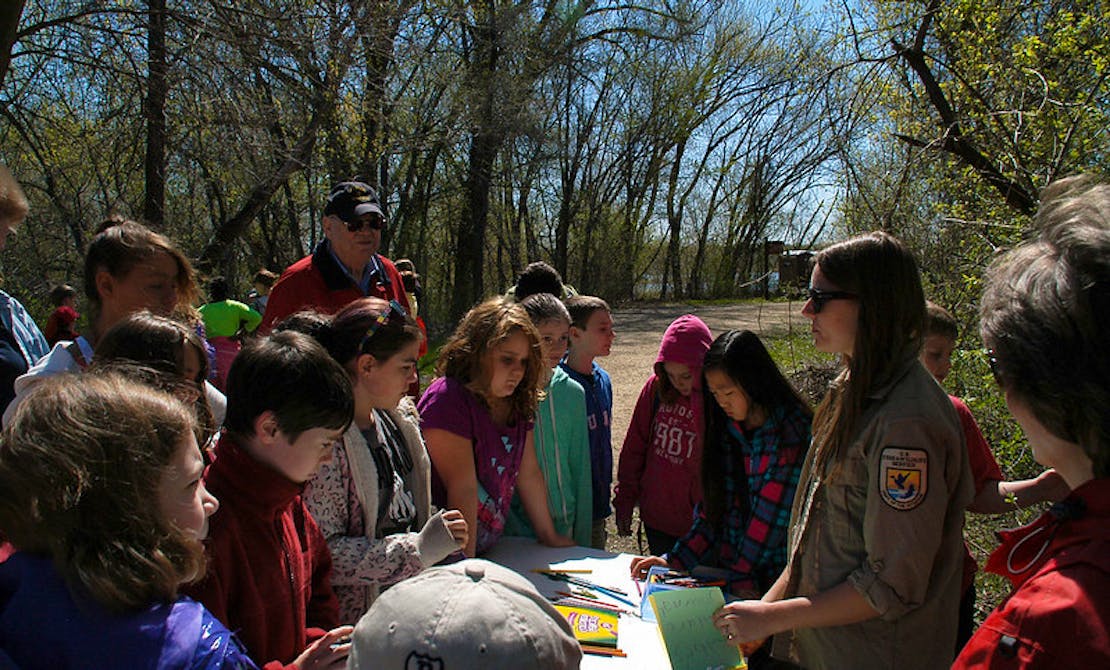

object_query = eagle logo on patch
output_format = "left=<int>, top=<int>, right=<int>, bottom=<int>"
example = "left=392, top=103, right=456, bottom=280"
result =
left=879, top=447, right=928, bottom=510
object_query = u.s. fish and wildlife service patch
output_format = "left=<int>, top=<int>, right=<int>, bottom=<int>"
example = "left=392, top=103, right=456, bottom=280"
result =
left=880, top=447, right=928, bottom=510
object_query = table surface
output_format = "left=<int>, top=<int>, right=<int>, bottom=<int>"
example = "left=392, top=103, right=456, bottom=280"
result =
left=485, top=536, right=673, bottom=669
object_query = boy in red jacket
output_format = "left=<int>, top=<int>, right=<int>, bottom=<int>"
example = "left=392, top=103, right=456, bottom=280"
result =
left=185, top=331, right=355, bottom=669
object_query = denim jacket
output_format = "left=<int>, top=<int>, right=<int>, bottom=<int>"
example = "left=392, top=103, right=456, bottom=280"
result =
left=0, top=290, right=48, bottom=368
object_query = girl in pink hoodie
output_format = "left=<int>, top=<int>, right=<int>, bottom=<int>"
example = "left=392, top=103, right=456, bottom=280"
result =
left=614, top=314, right=713, bottom=554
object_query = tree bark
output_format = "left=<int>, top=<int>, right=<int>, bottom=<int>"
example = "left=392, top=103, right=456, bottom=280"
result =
left=143, top=0, right=168, bottom=227
left=451, top=129, right=499, bottom=317
left=0, top=0, right=25, bottom=86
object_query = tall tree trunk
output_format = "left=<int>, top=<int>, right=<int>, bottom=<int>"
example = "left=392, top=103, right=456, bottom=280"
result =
left=555, top=174, right=574, bottom=278
left=452, top=4, right=504, bottom=319
left=451, top=130, right=498, bottom=318
left=689, top=165, right=726, bottom=298
left=663, top=137, right=687, bottom=299
left=143, top=0, right=168, bottom=227
left=0, top=0, right=25, bottom=86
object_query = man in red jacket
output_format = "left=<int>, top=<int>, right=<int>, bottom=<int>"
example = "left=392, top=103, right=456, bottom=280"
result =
left=260, top=181, right=409, bottom=333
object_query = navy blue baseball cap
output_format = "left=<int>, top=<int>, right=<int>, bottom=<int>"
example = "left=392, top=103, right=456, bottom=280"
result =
left=324, top=181, right=384, bottom=223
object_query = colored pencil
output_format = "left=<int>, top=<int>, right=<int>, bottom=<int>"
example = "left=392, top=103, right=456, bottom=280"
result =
left=581, top=644, right=627, bottom=657
left=564, top=575, right=628, bottom=596
left=556, top=591, right=618, bottom=607
left=532, top=568, right=593, bottom=574
left=538, top=571, right=637, bottom=607
left=555, top=591, right=629, bottom=613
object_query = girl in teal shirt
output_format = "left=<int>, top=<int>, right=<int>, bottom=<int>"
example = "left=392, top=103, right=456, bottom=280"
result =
left=505, top=292, right=593, bottom=546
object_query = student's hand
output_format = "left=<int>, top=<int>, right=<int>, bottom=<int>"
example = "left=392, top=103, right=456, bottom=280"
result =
left=539, top=533, right=577, bottom=548
left=713, top=600, right=778, bottom=645
left=292, top=625, right=355, bottom=670
left=629, top=555, right=668, bottom=579
left=442, top=509, right=469, bottom=549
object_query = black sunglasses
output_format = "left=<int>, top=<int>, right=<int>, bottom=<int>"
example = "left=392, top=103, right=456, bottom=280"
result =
left=342, top=213, right=387, bottom=233
left=807, top=287, right=857, bottom=313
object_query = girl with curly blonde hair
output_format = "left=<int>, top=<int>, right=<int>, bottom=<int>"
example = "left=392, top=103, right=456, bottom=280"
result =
left=418, top=298, right=574, bottom=556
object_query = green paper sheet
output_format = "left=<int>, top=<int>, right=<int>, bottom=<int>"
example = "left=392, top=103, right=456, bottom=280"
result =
left=648, top=587, right=745, bottom=670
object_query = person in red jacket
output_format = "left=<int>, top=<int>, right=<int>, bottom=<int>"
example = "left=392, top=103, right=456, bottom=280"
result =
left=614, top=314, right=713, bottom=555
left=920, top=301, right=1068, bottom=654
left=184, top=331, right=355, bottom=669
left=43, top=284, right=80, bottom=346
left=953, top=174, right=1110, bottom=668
left=260, top=181, right=409, bottom=334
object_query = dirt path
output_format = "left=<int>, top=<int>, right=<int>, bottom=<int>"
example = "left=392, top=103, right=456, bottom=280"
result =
left=601, top=299, right=808, bottom=552
left=605, top=300, right=806, bottom=450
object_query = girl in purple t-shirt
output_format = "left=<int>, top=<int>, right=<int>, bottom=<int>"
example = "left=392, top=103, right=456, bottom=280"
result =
left=418, top=298, right=575, bottom=556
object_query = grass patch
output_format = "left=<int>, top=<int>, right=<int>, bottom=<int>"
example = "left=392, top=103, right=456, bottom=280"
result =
left=761, top=330, right=830, bottom=375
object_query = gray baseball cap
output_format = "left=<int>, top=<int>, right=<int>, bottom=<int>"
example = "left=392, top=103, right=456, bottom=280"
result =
left=348, top=559, right=582, bottom=669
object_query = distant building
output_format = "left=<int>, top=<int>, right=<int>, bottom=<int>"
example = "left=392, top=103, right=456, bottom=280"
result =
left=778, top=250, right=815, bottom=296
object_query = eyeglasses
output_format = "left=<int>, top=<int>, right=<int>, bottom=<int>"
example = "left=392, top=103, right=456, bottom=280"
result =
left=359, top=299, right=408, bottom=350
left=342, top=213, right=387, bottom=233
left=987, top=349, right=1004, bottom=387
left=806, top=287, right=857, bottom=313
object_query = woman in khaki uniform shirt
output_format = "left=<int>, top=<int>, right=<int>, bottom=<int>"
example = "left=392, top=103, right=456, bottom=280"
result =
left=714, top=231, right=974, bottom=670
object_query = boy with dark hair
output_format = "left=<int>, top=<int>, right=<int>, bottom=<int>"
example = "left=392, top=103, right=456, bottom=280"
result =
left=559, top=295, right=615, bottom=549
left=505, top=261, right=578, bottom=302
left=185, top=331, right=356, bottom=669
left=921, top=300, right=1068, bottom=652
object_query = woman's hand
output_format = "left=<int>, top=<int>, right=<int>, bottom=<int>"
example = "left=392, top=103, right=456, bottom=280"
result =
left=629, top=555, right=668, bottom=579
left=712, top=600, right=780, bottom=645
left=292, top=625, right=355, bottom=670
left=442, top=509, right=469, bottom=549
